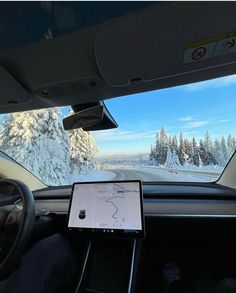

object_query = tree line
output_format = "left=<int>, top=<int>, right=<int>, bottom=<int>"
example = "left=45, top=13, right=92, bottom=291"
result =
left=0, top=108, right=97, bottom=185
left=149, top=127, right=236, bottom=168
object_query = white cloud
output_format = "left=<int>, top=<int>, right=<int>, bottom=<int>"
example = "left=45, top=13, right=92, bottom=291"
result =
left=92, top=129, right=156, bottom=142
left=182, top=121, right=209, bottom=129
left=219, top=119, right=230, bottom=123
left=179, top=116, right=193, bottom=121
left=183, top=74, right=236, bottom=92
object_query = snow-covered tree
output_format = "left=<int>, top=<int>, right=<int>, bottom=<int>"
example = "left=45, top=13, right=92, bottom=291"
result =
left=178, top=132, right=188, bottom=165
left=220, top=136, right=228, bottom=166
left=199, top=138, right=217, bottom=166
left=149, top=144, right=156, bottom=164
left=69, top=128, right=97, bottom=174
left=153, top=133, right=161, bottom=164
left=204, top=131, right=213, bottom=154
left=165, top=146, right=180, bottom=168
left=170, top=135, right=178, bottom=154
left=152, top=127, right=169, bottom=165
left=227, top=135, right=236, bottom=159
left=232, top=137, right=236, bottom=154
left=203, top=131, right=218, bottom=165
left=192, top=137, right=200, bottom=166
left=184, top=139, right=193, bottom=165
left=0, top=108, right=71, bottom=185
left=159, top=126, right=169, bottom=165
left=212, top=138, right=222, bottom=166
left=198, top=154, right=204, bottom=167
left=231, top=136, right=236, bottom=158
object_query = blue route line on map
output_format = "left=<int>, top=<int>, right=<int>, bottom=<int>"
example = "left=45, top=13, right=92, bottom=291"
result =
left=105, top=184, right=138, bottom=219
left=106, top=192, right=125, bottom=219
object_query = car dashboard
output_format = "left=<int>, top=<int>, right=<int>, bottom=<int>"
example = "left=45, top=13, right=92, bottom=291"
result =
left=33, top=182, right=236, bottom=218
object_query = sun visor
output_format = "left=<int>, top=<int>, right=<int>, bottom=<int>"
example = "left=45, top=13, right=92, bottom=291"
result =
left=0, top=65, right=31, bottom=107
left=95, top=2, right=236, bottom=87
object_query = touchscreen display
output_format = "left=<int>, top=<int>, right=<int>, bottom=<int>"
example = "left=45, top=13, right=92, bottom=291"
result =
left=67, top=181, right=144, bottom=238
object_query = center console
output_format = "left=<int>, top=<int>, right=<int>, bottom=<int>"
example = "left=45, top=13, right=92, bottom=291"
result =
left=67, top=181, right=145, bottom=293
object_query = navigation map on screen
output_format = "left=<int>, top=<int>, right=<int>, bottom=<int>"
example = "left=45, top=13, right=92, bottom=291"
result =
left=68, top=181, right=144, bottom=237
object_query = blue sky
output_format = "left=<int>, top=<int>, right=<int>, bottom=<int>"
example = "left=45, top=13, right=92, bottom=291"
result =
left=91, top=74, right=236, bottom=156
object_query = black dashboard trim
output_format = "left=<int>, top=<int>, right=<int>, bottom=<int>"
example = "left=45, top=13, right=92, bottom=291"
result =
left=33, top=182, right=236, bottom=200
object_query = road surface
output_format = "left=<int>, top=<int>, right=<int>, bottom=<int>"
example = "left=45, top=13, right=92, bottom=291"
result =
left=112, top=169, right=171, bottom=181
left=111, top=168, right=219, bottom=182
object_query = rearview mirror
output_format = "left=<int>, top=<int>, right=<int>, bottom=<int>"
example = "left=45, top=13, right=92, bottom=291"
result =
left=63, top=105, right=103, bottom=130
left=63, top=102, right=118, bottom=131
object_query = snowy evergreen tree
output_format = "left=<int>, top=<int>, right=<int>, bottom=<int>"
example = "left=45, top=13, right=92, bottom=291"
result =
left=149, top=144, right=156, bottom=164
left=231, top=137, right=236, bottom=158
left=172, top=149, right=181, bottom=167
left=0, top=108, right=71, bottom=185
left=192, top=137, right=200, bottom=166
left=165, top=147, right=172, bottom=168
left=153, top=132, right=161, bottom=165
left=204, top=131, right=213, bottom=154
left=227, top=135, right=236, bottom=159
left=184, top=139, right=193, bottom=165
left=198, top=154, right=204, bottom=167
left=171, top=135, right=178, bottom=154
left=212, top=138, right=222, bottom=166
left=69, top=128, right=97, bottom=174
left=159, top=126, right=169, bottom=165
left=199, top=140, right=206, bottom=165
left=201, top=132, right=216, bottom=165
left=165, top=147, right=180, bottom=168
left=232, top=137, right=236, bottom=154
left=199, top=139, right=217, bottom=166
left=152, top=127, right=169, bottom=165
left=178, top=133, right=188, bottom=165
left=220, top=137, right=228, bottom=166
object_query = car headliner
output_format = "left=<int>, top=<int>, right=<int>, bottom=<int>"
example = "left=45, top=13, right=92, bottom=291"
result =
left=0, top=1, right=236, bottom=114
left=0, top=2, right=153, bottom=50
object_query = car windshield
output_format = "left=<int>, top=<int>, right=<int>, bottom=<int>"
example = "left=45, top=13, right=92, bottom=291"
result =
left=0, top=75, right=236, bottom=186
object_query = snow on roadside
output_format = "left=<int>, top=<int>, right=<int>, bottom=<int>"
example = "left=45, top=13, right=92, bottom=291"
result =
left=70, top=170, right=116, bottom=183
left=145, top=164, right=223, bottom=174
left=169, top=164, right=223, bottom=174
left=128, top=166, right=220, bottom=182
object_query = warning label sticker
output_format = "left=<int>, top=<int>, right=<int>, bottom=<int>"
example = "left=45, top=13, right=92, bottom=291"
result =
left=183, top=32, right=236, bottom=64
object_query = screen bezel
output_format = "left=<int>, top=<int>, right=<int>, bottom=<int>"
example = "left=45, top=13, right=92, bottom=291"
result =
left=67, top=180, right=145, bottom=239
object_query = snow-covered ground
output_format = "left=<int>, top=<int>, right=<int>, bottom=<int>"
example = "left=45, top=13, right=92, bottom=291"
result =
left=135, top=166, right=221, bottom=182
left=162, top=164, right=224, bottom=173
left=71, top=170, right=116, bottom=183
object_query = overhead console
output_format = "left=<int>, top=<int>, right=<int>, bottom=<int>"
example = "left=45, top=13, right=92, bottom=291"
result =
left=95, top=2, right=236, bottom=87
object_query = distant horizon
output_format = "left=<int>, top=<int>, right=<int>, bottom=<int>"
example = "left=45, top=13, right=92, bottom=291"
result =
left=96, top=151, right=149, bottom=158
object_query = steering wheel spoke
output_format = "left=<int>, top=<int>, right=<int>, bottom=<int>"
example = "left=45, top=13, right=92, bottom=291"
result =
left=0, top=205, right=15, bottom=232
left=4, top=205, right=22, bottom=231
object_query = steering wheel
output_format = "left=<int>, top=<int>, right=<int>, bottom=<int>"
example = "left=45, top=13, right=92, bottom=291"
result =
left=0, top=179, right=35, bottom=279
